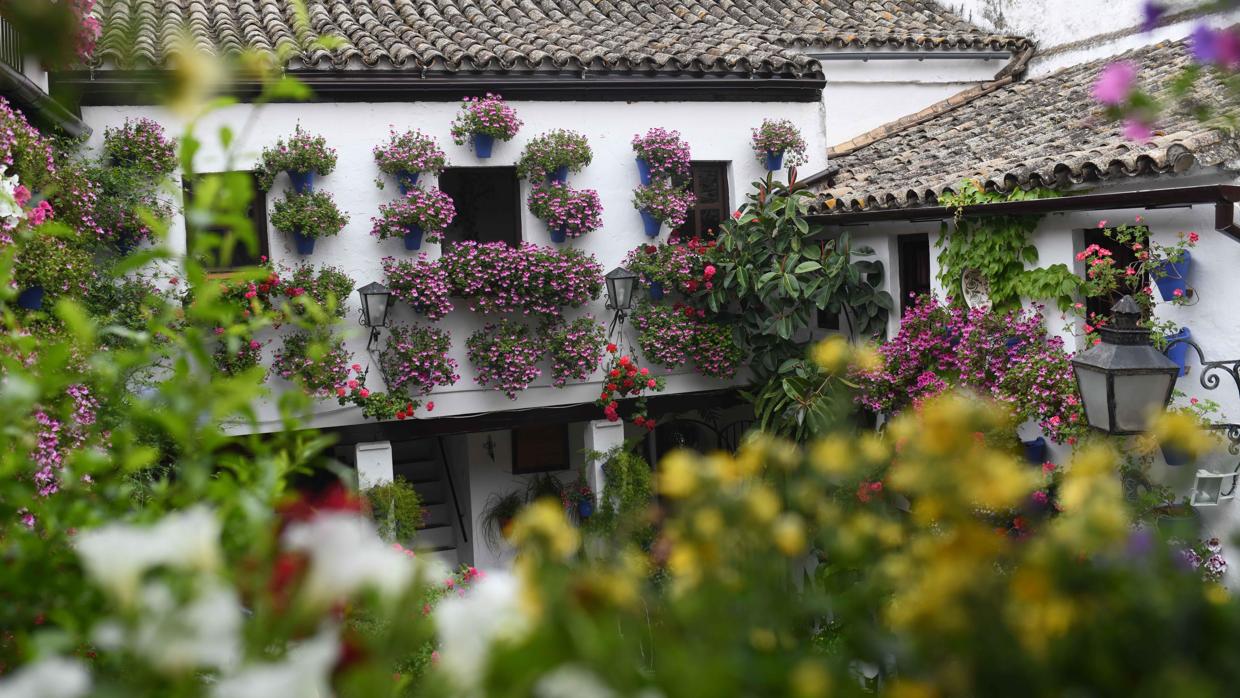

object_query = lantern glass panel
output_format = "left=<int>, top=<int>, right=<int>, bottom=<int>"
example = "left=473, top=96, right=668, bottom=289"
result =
left=365, top=295, right=387, bottom=328
left=1194, top=472, right=1223, bottom=506
left=1075, top=367, right=1110, bottom=432
left=1113, top=373, right=1174, bottom=433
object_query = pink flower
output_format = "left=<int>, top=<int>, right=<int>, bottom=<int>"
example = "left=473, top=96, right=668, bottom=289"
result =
left=1188, top=231, right=1200, bottom=243
left=359, top=388, right=370, bottom=398
left=347, top=379, right=358, bottom=389
left=13, top=185, right=30, bottom=207
left=1173, top=288, right=1184, bottom=297
left=426, top=401, right=434, bottom=411
left=1097, top=220, right=1108, bottom=228
left=1093, top=61, right=1137, bottom=105
left=703, top=265, right=717, bottom=279
left=732, top=210, right=741, bottom=220
left=1122, top=118, right=1154, bottom=142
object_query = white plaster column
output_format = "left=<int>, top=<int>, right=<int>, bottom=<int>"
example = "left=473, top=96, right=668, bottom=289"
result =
left=355, top=441, right=393, bottom=490
left=584, top=420, right=626, bottom=503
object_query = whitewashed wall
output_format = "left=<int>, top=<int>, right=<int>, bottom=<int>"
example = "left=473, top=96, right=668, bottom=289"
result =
left=81, top=99, right=827, bottom=431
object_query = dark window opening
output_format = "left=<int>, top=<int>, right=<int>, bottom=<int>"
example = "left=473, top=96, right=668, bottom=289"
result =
left=817, top=307, right=841, bottom=331
left=673, top=161, right=729, bottom=241
left=183, top=171, right=269, bottom=272
left=897, top=233, right=932, bottom=314
left=1083, top=227, right=1149, bottom=323
left=511, top=424, right=570, bottom=474
left=439, top=167, right=522, bottom=247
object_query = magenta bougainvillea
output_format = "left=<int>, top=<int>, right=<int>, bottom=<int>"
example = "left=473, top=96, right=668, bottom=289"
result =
left=440, top=241, right=602, bottom=316
left=466, top=320, right=545, bottom=399
left=545, top=316, right=607, bottom=388
left=381, top=254, right=453, bottom=321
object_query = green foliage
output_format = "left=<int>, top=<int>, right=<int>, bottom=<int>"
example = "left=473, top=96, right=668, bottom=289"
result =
left=285, top=262, right=355, bottom=318
left=584, top=445, right=655, bottom=546
left=255, top=126, right=338, bottom=189
left=748, top=356, right=857, bottom=443
left=270, top=190, right=348, bottom=239
left=13, top=225, right=95, bottom=298
left=480, top=490, right=524, bottom=552
left=365, top=477, right=425, bottom=543
left=515, top=129, right=592, bottom=180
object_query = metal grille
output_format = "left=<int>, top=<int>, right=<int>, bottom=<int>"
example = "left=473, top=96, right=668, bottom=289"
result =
left=0, top=17, right=22, bottom=73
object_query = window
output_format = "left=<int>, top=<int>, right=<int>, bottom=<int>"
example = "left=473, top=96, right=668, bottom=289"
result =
left=439, top=167, right=522, bottom=246
left=511, top=423, right=570, bottom=474
left=897, top=233, right=932, bottom=314
left=673, top=162, right=729, bottom=240
left=183, top=171, right=269, bottom=271
left=1083, top=227, right=1148, bottom=322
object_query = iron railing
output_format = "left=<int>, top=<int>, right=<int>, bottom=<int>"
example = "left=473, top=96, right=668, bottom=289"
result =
left=0, top=17, right=23, bottom=74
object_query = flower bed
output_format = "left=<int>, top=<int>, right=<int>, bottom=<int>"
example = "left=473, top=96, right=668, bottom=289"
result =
left=545, top=316, right=607, bottom=387
left=526, top=182, right=603, bottom=240
left=632, top=180, right=696, bottom=229
left=449, top=93, right=522, bottom=148
left=371, top=188, right=456, bottom=245
left=516, top=130, right=592, bottom=180
left=632, top=301, right=741, bottom=378
left=103, top=118, right=177, bottom=175
left=631, top=128, right=691, bottom=179
left=466, top=320, right=544, bottom=399
left=381, top=254, right=453, bottom=321
left=440, top=241, right=602, bottom=316
left=372, top=128, right=447, bottom=183
left=379, top=322, right=460, bottom=397
left=751, top=118, right=808, bottom=168
left=256, top=127, right=337, bottom=190
left=284, top=263, right=355, bottom=318
left=273, top=330, right=353, bottom=396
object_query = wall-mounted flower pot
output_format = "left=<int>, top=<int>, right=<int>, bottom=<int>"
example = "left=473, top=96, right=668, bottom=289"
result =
left=546, top=166, right=569, bottom=184
left=395, top=170, right=420, bottom=196
left=577, top=499, right=594, bottom=519
left=764, top=150, right=785, bottom=172
left=17, top=285, right=44, bottom=310
left=1021, top=436, right=1047, bottom=464
left=1004, top=336, right=1022, bottom=351
left=636, top=157, right=653, bottom=185
left=640, top=210, right=662, bottom=237
left=1153, top=250, right=1192, bottom=301
left=1164, top=326, right=1192, bottom=377
left=472, top=133, right=495, bottom=159
left=1155, top=507, right=1200, bottom=539
left=288, top=170, right=314, bottom=194
left=648, top=281, right=665, bottom=301
left=549, top=225, right=567, bottom=244
left=292, top=230, right=316, bottom=255
left=1161, top=444, right=1193, bottom=466
left=403, top=224, right=424, bottom=250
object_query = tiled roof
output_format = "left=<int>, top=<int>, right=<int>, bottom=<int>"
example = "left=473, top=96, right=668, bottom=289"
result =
left=90, top=0, right=1026, bottom=75
left=812, top=36, right=1240, bottom=213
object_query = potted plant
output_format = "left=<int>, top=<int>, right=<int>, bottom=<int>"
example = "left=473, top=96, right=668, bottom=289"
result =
left=632, top=301, right=742, bottom=379
left=1021, top=436, right=1048, bottom=464
left=544, top=316, right=607, bottom=387
left=526, top=182, right=604, bottom=243
left=1157, top=394, right=1225, bottom=465
left=466, top=319, right=545, bottom=399
left=440, top=241, right=603, bottom=316
left=1164, top=326, right=1192, bottom=376
left=272, top=330, right=354, bottom=396
left=623, top=244, right=667, bottom=300
left=103, top=117, right=177, bottom=176
left=283, top=263, right=355, bottom=318
left=449, top=93, right=522, bottom=159
left=561, top=471, right=596, bottom=520
left=90, top=164, right=174, bottom=253
left=631, top=128, right=691, bottom=185
left=14, top=232, right=94, bottom=310
left=211, top=335, right=266, bottom=377
left=623, top=238, right=718, bottom=301
left=632, top=180, right=696, bottom=237
left=378, top=322, right=460, bottom=398
left=372, top=128, right=447, bottom=195
left=256, top=126, right=337, bottom=192
left=270, top=190, right=348, bottom=255
left=516, top=129, right=592, bottom=183
left=363, top=477, right=424, bottom=543
left=751, top=118, right=808, bottom=172
left=480, top=490, right=524, bottom=552
left=370, top=187, right=456, bottom=251
left=1152, top=231, right=1197, bottom=301
left=381, top=254, right=454, bottom=320
left=595, top=344, right=665, bottom=429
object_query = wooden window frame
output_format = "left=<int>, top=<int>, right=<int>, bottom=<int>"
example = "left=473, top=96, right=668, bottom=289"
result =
left=673, top=161, right=730, bottom=240
left=510, top=423, right=571, bottom=474
left=183, top=171, right=270, bottom=274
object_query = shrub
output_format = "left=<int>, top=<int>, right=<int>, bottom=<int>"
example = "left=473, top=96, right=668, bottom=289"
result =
left=381, top=254, right=454, bottom=321
left=272, top=330, right=353, bottom=396
left=466, top=320, right=544, bottom=399
left=516, top=130, right=592, bottom=180
left=526, top=182, right=604, bottom=239
left=751, top=118, right=808, bottom=166
left=378, top=322, right=460, bottom=398
left=370, top=188, right=456, bottom=243
left=103, top=118, right=177, bottom=176
left=631, top=128, right=692, bottom=178
left=0, top=97, right=56, bottom=192
left=449, top=93, right=522, bottom=144
left=372, top=128, right=447, bottom=179
left=256, top=126, right=337, bottom=189
left=440, top=241, right=603, bottom=316
left=284, top=263, right=355, bottom=318
left=270, top=190, right=348, bottom=239
left=83, top=274, right=174, bottom=349
left=14, top=229, right=94, bottom=299
left=364, top=477, right=424, bottom=543
left=632, top=180, right=696, bottom=228
left=585, top=446, right=655, bottom=543
left=544, top=316, right=607, bottom=388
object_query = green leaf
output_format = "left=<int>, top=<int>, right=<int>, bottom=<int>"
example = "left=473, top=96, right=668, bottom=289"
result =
left=794, top=261, right=822, bottom=274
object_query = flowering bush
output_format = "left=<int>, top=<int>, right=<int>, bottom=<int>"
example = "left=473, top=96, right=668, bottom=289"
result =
left=632, top=301, right=742, bottom=378
left=466, top=320, right=545, bottom=399
left=440, top=241, right=603, bottom=316
left=14, top=229, right=94, bottom=300
left=449, top=93, right=522, bottom=144
left=256, top=126, right=338, bottom=189
left=270, top=190, right=348, bottom=239
left=750, top=118, right=808, bottom=166
left=516, top=130, right=592, bottom=180
left=526, top=182, right=604, bottom=239
left=596, top=345, right=665, bottom=428
left=212, top=336, right=266, bottom=376
left=272, top=330, right=354, bottom=396
left=632, top=179, right=696, bottom=228
left=852, top=295, right=1087, bottom=443
left=631, top=128, right=692, bottom=178
left=623, top=238, right=717, bottom=293
left=379, top=322, right=460, bottom=398
left=284, top=262, right=355, bottom=318
left=90, top=164, right=173, bottom=248
left=103, top=118, right=177, bottom=175
left=372, top=128, right=447, bottom=180
left=381, top=254, right=453, bottom=321
left=544, top=316, right=607, bottom=388
left=371, top=188, right=456, bottom=243
left=0, top=0, right=99, bottom=65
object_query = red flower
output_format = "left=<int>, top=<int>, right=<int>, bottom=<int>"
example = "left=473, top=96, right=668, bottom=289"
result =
left=644, top=419, right=656, bottom=430
left=396, top=411, right=407, bottom=420
left=337, top=387, right=347, bottom=397
left=609, top=369, right=621, bottom=378
left=619, top=356, right=632, bottom=366
left=606, top=343, right=618, bottom=353
left=359, top=388, right=371, bottom=398
left=426, top=402, right=434, bottom=411
left=647, top=379, right=657, bottom=388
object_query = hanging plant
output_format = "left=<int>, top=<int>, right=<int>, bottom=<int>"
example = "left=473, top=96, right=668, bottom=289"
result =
left=466, top=320, right=545, bottom=399
left=212, top=336, right=266, bottom=376
left=623, top=239, right=718, bottom=298
left=632, top=180, right=696, bottom=231
left=381, top=254, right=454, bottom=321
left=750, top=118, right=808, bottom=170
left=544, top=316, right=607, bottom=388
left=270, top=190, right=348, bottom=255
left=14, top=231, right=94, bottom=308
left=272, top=330, right=354, bottom=396
left=372, top=129, right=447, bottom=192
left=256, top=126, right=337, bottom=191
left=516, top=130, right=592, bottom=182
left=103, top=118, right=177, bottom=176
left=440, top=241, right=603, bottom=316
left=595, top=345, right=665, bottom=429
left=526, top=182, right=604, bottom=242
left=631, top=128, right=692, bottom=182
left=370, top=187, right=456, bottom=250
left=378, top=322, right=460, bottom=398
left=283, top=263, right=355, bottom=319
left=449, top=93, right=522, bottom=158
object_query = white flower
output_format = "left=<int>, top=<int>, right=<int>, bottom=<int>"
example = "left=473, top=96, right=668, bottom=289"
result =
left=282, top=511, right=416, bottom=607
left=210, top=625, right=339, bottom=698
left=0, top=169, right=21, bottom=227
left=132, top=582, right=243, bottom=674
left=0, top=656, right=90, bottom=698
left=435, top=571, right=532, bottom=689
left=534, top=665, right=618, bottom=698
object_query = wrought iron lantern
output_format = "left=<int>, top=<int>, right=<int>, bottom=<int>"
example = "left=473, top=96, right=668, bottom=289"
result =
left=605, top=267, right=639, bottom=313
left=1192, top=469, right=1239, bottom=507
left=1071, top=295, right=1180, bottom=435
left=357, top=281, right=394, bottom=349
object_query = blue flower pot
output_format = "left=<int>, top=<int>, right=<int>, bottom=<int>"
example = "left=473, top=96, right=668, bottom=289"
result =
left=649, top=281, right=665, bottom=301
left=292, top=230, right=316, bottom=255
left=764, top=150, right=785, bottom=172
left=549, top=225, right=567, bottom=244
left=547, top=165, right=569, bottom=184
left=1153, top=250, right=1192, bottom=302
left=472, top=133, right=495, bottom=158
left=1162, top=444, right=1192, bottom=466
left=577, top=499, right=594, bottom=519
left=1004, top=336, right=1022, bottom=350
left=1021, top=436, right=1047, bottom=465
left=288, top=170, right=314, bottom=194
left=403, top=224, right=424, bottom=250
left=17, top=285, right=44, bottom=310
left=395, top=170, right=420, bottom=196
left=636, top=157, right=653, bottom=185
left=640, top=209, right=662, bottom=237
left=1164, top=327, right=1192, bottom=377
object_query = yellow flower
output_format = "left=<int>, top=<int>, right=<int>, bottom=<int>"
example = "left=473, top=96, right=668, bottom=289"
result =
left=658, top=450, right=699, bottom=499
left=811, top=336, right=850, bottom=373
left=1206, top=583, right=1230, bottom=605
left=1150, top=410, right=1216, bottom=460
left=510, top=499, right=580, bottom=559
left=667, top=541, right=701, bottom=588
left=693, top=507, right=724, bottom=537
left=772, top=513, right=807, bottom=556
left=858, top=432, right=889, bottom=464
left=749, top=627, right=777, bottom=652
left=790, top=660, right=832, bottom=698
left=810, top=435, right=855, bottom=477
left=886, top=680, right=939, bottom=698
left=746, top=483, right=782, bottom=524
left=853, top=344, right=884, bottom=373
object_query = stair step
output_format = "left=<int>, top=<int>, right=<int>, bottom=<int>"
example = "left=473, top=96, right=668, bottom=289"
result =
left=420, top=503, right=451, bottom=527
left=415, top=523, right=457, bottom=550
left=394, top=459, right=439, bottom=483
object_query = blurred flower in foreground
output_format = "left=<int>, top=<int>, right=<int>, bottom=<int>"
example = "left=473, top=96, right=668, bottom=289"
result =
left=435, top=571, right=532, bottom=691
left=1093, top=61, right=1137, bottom=105
left=0, top=656, right=90, bottom=698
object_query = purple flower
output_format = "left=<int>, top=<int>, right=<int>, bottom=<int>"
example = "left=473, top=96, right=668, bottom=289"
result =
left=1093, top=61, right=1137, bottom=106
left=1141, top=1, right=1165, bottom=32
